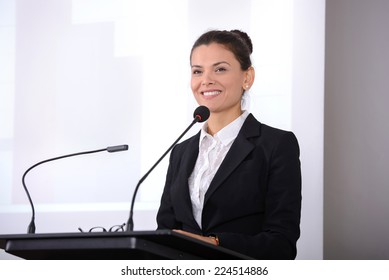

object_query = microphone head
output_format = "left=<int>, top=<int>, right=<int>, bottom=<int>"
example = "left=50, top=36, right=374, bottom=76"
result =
left=107, top=145, right=129, bottom=153
left=193, top=106, right=210, bottom=123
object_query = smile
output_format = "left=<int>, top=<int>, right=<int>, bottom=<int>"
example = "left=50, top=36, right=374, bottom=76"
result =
left=202, top=90, right=221, bottom=97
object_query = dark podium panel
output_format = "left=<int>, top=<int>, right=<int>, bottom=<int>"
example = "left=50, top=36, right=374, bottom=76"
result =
left=0, top=230, right=252, bottom=260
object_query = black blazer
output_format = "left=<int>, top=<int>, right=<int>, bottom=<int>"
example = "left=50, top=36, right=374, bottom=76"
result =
left=157, top=114, right=301, bottom=259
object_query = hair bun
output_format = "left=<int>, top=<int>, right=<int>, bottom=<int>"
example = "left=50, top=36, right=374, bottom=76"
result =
left=230, top=29, right=253, bottom=54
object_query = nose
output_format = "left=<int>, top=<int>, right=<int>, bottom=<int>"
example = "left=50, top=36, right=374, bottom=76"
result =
left=202, top=80, right=215, bottom=86
left=201, top=72, right=216, bottom=86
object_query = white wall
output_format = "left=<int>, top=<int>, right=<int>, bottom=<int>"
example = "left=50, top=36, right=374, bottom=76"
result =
left=0, top=0, right=324, bottom=259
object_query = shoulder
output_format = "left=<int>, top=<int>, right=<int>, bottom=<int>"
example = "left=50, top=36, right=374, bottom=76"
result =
left=168, top=131, right=200, bottom=165
left=243, top=114, right=300, bottom=155
left=173, top=131, right=200, bottom=152
left=244, top=114, right=297, bottom=140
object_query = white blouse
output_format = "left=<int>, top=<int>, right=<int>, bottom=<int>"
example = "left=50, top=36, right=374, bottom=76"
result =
left=188, top=111, right=249, bottom=228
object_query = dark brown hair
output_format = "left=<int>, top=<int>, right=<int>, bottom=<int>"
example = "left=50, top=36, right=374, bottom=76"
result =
left=190, top=29, right=253, bottom=70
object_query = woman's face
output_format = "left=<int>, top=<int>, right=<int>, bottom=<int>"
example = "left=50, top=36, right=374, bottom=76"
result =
left=191, top=43, right=251, bottom=114
left=190, top=43, right=252, bottom=117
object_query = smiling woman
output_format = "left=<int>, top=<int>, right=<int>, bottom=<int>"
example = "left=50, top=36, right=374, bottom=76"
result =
left=157, top=30, right=302, bottom=260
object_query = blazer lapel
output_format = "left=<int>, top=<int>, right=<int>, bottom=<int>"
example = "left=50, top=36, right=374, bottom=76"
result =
left=172, top=132, right=202, bottom=230
left=203, top=114, right=261, bottom=205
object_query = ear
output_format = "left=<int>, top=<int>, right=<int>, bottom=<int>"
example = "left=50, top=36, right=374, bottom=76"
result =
left=242, top=66, right=255, bottom=91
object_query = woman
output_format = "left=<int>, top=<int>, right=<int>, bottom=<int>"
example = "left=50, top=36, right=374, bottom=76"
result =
left=157, top=30, right=301, bottom=259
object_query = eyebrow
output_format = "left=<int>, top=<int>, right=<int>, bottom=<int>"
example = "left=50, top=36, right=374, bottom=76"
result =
left=191, top=61, right=231, bottom=68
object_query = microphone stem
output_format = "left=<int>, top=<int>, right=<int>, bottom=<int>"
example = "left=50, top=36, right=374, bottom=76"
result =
left=126, top=117, right=200, bottom=231
left=22, top=148, right=107, bottom=234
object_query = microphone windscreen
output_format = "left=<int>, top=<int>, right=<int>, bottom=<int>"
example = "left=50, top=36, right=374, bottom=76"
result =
left=107, top=145, right=129, bottom=153
left=193, top=106, right=210, bottom=123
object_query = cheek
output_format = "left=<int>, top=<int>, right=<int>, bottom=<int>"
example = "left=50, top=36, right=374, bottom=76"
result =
left=190, top=79, right=200, bottom=100
left=190, top=77, right=201, bottom=93
left=225, top=79, right=242, bottom=95
left=230, top=77, right=245, bottom=94
left=190, top=80, right=195, bottom=91
left=190, top=77, right=196, bottom=89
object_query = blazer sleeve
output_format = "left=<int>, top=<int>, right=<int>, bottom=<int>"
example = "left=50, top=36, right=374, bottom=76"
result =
left=214, top=131, right=302, bottom=259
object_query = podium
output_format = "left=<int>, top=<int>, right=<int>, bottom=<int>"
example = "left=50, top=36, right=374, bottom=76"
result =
left=0, top=230, right=252, bottom=260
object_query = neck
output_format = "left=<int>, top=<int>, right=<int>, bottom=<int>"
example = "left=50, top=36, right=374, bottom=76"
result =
left=207, top=108, right=242, bottom=136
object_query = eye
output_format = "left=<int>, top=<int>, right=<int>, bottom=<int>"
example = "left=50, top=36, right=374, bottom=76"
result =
left=192, top=69, right=202, bottom=75
left=215, top=67, right=227, bottom=73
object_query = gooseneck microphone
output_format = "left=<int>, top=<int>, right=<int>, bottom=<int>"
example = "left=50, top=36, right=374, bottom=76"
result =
left=22, top=144, right=129, bottom=234
left=126, top=106, right=210, bottom=231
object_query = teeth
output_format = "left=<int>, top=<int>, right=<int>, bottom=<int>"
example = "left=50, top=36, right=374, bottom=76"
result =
left=203, top=91, right=221, bottom=96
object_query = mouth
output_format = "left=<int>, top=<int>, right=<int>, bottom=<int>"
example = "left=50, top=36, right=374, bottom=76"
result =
left=202, top=90, right=221, bottom=97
